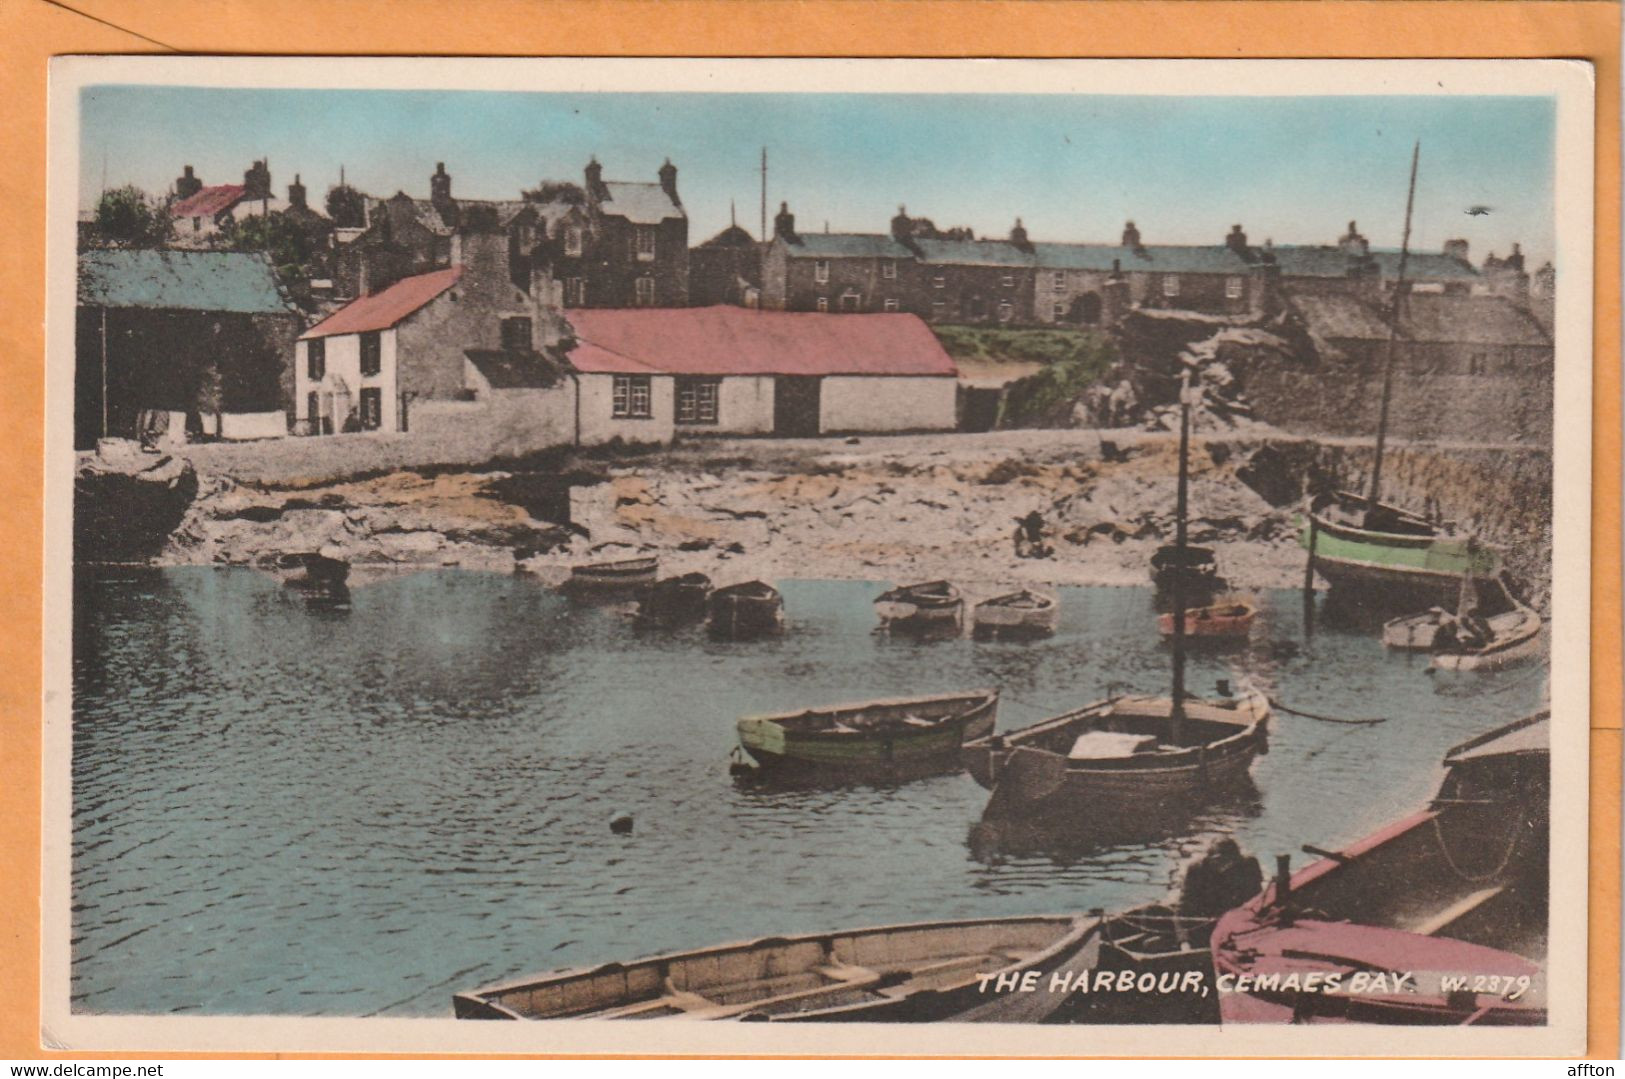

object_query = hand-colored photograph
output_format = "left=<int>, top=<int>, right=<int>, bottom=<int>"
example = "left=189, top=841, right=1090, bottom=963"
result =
left=43, top=57, right=1593, bottom=1056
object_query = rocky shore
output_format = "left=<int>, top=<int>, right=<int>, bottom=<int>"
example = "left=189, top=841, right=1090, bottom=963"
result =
left=149, top=429, right=1333, bottom=594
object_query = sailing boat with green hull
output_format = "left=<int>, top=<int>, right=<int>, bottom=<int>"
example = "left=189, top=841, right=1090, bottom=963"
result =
left=1300, top=143, right=1502, bottom=608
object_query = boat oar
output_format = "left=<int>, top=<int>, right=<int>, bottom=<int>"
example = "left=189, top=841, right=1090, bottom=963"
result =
left=1266, top=695, right=1388, bottom=726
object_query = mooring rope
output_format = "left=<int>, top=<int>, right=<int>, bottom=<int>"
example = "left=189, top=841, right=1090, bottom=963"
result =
left=1267, top=696, right=1388, bottom=726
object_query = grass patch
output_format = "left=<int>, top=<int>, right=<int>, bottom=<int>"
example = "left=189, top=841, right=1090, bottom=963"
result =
left=933, top=324, right=1114, bottom=366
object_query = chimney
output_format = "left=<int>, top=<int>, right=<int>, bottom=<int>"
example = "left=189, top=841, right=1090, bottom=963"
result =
left=288, top=173, right=307, bottom=211
left=658, top=158, right=679, bottom=204
left=774, top=201, right=797, bottom=243
left=1121, top=220, right=1141, bottom=248
left=1225, top=224, right=1248, bottom=255
left=243, top=159, right=271, bottom=201
left=1009, top=217, right=1031, bottom=252
left=1339, top=220, right=1370, bottom=258
left=1102, top=257, right=1131, bottom=327
left=890, top=205, right=912, bottom=243
left=176, top=165, right=202, bottom=200
left=430, top=162, right=453, bottom=208
left=1443, top=238, right=1470, bottom=263
left=584, top=157, right=605, bottom=201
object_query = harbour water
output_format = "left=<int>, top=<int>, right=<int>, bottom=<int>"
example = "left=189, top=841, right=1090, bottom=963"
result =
left=71, top=568, right=1547, bottom=1017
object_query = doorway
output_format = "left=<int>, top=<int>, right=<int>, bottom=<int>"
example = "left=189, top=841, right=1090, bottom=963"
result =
left=774, top=376, right=822, bottom=437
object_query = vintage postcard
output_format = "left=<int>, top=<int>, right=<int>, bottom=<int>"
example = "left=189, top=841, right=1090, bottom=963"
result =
left=41, top=56, right=1593, bottom=1055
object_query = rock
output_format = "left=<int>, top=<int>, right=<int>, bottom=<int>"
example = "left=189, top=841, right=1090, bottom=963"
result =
left=610, top=814, right=634, bottom=835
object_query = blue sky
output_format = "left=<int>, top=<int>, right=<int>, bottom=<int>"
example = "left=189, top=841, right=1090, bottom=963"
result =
left=79, top=87, right=1557, bottom=266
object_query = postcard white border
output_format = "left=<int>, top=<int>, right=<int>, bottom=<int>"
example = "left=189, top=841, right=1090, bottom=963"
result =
left=42, top=56, right=1595, bottom=1056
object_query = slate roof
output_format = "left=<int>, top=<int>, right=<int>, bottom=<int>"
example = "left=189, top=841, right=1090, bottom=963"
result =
left=914, top=238, right=1033, bottom=268
left=1269, top=245, right=1478, bottom=281
left=1372, top=250, right=1478, bottom=281
left=77, top=249, right=293, bottom=315
left=1035, top=242, right=1256, bottom=274
left=171, top=184, right=246, bottom=218
left=566, top=306, right=958, bottom=378
left=301, top=266, right=464, bottom=339
left=700, top=224, right=758, bottom=249
left=465, top=348, right=566, bottom=389
left=599, top=181, right=684, bottom=224
left=781, top=233, right=914, bottom=260
left=1290, top=290, right=1550, bottom=348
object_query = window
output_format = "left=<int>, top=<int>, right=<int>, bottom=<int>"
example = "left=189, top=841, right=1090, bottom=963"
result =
left=1051, top=271, right=1065, bottom=289
left=998, top=301, right=1014, bottom=323
left=306, top=338, right=325, bottom=381
left=932, top=275, right=946, bottom=289
left=1053, top=302, right=1067, bottom=321
left=500, top=317, right=532, bottom=351
left=675, top=377, right=720, bottom=425
left=360, top=331, right=382, bottom=376
left=612, top=375, right=653, bottom=418
left=305, top=391, right=320, bottom=435
left=814, top=259, right=830, bottom=283
left=634, top=226, right=656, bottom=261
left=565, top=278, right=586, bottom=307
left=931, top=301, right=946, bottom=320
left=839, top=291, right=861, bottom=312
left=359, top=387, right=383, bottom=431
left=564, top=227, right=583, bottom=257
left=881, top=260, right=897, bottom=280
left=1225, top=276, right=1244, bottom=300
left=192, top=216, right=201, bottom=232
left=883, top=298, right=900, bottom=312
left=634, top=277, right=656, bottom=307
left=1162, top=275, right=1181, bottom=298
left=1001, top=274, right=1015, bottom=288
left=816, top=296, right=829, bottom=313
left=1468, top=352, right=1488, bottom=375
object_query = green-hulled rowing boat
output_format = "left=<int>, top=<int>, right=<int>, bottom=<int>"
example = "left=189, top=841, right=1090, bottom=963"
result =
left=736, top=689, right=997, bottom=780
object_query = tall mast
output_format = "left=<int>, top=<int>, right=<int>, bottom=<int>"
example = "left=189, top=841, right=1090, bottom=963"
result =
left=760, top=147, right=768, bottom=245
left=1366, top=140, right=1420, bottom=514
left=1170, top=369, right=1191, bottom=741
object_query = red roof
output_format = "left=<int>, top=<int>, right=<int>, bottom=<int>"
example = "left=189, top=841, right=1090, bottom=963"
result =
left=566, top=307, right=958, bottom=378
left=172, top=184, right=246, bottom=218
left=301, top=267, right=465, bottom=340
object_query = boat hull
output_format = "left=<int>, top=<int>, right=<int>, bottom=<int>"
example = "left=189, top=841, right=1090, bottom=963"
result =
left=568, top=556, right=659, bottom=592
left=707, top=584, right=784, bottom=639
left=972, top=592, right=1058, bottom=641
left=740, top=693, right=997, bottom=780
left=1157, top=604, right=1256, bottom=641
left=1301, top=510, right=1500, bottom=609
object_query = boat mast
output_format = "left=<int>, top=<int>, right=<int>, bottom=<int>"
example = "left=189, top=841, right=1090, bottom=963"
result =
left=1366, top=140, right=1420, bottom=517
left=1170, top=369, right=1191, bottom=741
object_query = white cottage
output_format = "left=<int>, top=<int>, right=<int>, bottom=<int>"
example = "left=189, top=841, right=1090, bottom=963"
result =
left=564, top=306, right=960, bottom=443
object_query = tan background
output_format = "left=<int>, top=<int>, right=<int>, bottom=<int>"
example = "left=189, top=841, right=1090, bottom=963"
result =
left=0, top=0, right=1618, bottom=1060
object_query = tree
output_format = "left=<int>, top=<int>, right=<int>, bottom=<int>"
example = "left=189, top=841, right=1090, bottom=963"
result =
left=325, top=183, right=367, bottom=228
left=225, top=211, right=323, bottom=287
left=92, top=185, right=172, bottom=247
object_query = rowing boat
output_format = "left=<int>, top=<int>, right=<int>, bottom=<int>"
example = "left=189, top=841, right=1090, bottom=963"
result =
left=634, top=572, right=712, bottom=627
left=972, top=590, right=1058, bottom=640
left=1157, top=601, right=1256, bottom=642
left=452, top=912, right=1099, bottom=1022
left=1210, top=712, right=1549, bottom=1025
left=875, top=580, right=964, bottom=633
left=567, top=554, right=659, bottom=591
left=1302, top=492, right=1501, bottom=611
left=707, top=580, right=784, bottom=639
left=737, top=689, right=998, bottom=779
left=962, top=688, right=1271, bottom=818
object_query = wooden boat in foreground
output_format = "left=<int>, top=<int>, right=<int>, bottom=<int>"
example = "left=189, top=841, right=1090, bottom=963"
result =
left=737, top=689, right=998, bottom=779
left=707, top=580, right=784, bottom=639
left=634, top=572, right=712, bottom=627
left=963, top=689, right=1271, bottom=817
left=1157, top=601, right=1256, bottom=642
left=1382, top=574, right=1543, bottom=671
left=1210, top=712, right=1549, bottom=1025
left=874, top=580, right=964, bottom=633
left=453, top=912, right=1098, bottom=1022
left=1150, top=544, right=1224, bottom=609
left=567, top=554, right=659, bottom=591
left=972, top=589, right=1058, bottom=640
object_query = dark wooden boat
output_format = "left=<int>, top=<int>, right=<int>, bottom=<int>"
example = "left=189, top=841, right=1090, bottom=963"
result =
left=972, top=589, right=1058, bottom=640
left=567, top=554, right=659, bottom=591
left=875, top=580, right=964, bottom=633
left=737, top=689, right=998, bottom=779
left=1150, top=544, right=1223, bottom=608
left=634, top=572, right=712, bottom=627
left=1050, top=904, right=1221, bottom=1024
left=1211, top=712, right=1549, bottom=1025
left=262, top=551, right=351, bottom=610
left=1157, top=601, right=1256, bottom=642
left=707, top=580, right=784, bottom=639
left=963, top=689, right=1271, bottom=817
left=452, top=912, right=1098, bottom=1022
